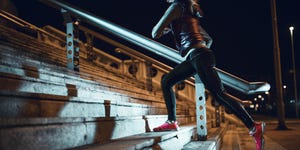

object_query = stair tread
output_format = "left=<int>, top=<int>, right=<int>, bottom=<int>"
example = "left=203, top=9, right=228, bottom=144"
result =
left=73, top=125, right=196, bottom=150
left=0, top=116, right=144, bottom=127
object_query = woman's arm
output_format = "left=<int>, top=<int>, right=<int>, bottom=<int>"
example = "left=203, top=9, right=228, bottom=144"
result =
left=151, top=3, right=182, bottom=39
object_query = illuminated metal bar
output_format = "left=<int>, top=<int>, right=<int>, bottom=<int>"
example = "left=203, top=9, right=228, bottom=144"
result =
left=215, top=68, right=270, bottom=94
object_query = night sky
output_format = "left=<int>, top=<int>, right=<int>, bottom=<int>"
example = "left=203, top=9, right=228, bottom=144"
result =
left=10, top=0, right=300, bottom=93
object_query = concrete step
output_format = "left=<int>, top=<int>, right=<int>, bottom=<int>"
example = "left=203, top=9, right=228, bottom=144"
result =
left=71, top=123, right=228, bottom=150
left=0, top=115, right=197, bottom=150
left=71, top=124, right=196, bottom=150
left=0, top=116, right=145, bottom=150
left=0, top=90, right=163, bottom=118
left=183, top=124, right=228, bottom=150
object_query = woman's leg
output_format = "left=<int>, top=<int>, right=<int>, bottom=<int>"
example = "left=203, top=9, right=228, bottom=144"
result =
left=161, top=59, right=195, bottom=121
left=189, top=47, right=255, bottom=129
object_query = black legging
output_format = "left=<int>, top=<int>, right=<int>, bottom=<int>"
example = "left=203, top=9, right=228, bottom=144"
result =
left=161, top=47, right=254, bottom=129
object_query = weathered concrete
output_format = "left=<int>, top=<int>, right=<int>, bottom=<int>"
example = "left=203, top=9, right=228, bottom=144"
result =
left=0, top=116, right=147, bottom=150
left=183, top=123, right=228, bottom=150
left=183, top=141, right=217, bottom=150
left=72, top=125, right=196, bottom=150
left=0, top=92, right=158, bottom=118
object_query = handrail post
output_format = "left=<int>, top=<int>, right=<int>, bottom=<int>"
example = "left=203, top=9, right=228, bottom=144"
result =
left=145, top=61, right=153, bottom=91
left=195, top=75, right=207, bottom=140
left=221, top=106, right=225, bottom=123
left=61, top=9, right=80, bottom=71
left=215, top=101, right=221, bottom=127
left=84, top=32, right=96, bottom=62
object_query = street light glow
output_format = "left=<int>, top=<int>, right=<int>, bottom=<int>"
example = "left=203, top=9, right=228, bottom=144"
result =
left=289, top=26, right=294, bottom=36
left=289, top=25, right=298, bottom=118
left=258, top=95, right=262, bottom=99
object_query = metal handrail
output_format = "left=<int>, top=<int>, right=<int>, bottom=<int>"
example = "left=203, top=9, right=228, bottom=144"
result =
left=38, top=0, right=270, bottom=94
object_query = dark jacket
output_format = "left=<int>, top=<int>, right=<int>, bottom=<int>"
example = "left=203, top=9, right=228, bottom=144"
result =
left=152, top=0, right=212, bottom=57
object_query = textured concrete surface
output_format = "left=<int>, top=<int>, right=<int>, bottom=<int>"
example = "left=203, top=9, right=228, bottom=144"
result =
left=183, top=141, right=217, bottom=150
left=73, top=125, right=196, bottom=150
left=0, top=116, right=148, bottom=150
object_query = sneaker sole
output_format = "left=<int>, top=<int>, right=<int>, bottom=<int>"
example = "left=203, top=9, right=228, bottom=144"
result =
left=153, top=128, right=180, bottom=132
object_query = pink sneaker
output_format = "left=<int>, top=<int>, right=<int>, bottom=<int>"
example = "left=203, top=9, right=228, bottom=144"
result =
left=153, top=120, right=180, bottom=132
left=249, top=122, right=266, bottom=150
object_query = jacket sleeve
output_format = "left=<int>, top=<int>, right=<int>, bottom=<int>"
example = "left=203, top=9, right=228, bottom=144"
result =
left=151, top=3, right=182, bottom=39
